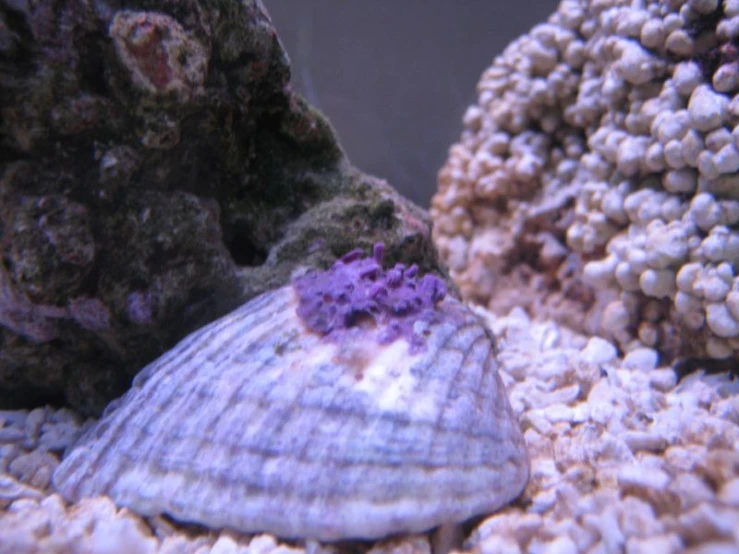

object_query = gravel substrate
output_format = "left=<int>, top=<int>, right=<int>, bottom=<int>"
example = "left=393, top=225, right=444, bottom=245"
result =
left=0, top=307, right=737, bottom=553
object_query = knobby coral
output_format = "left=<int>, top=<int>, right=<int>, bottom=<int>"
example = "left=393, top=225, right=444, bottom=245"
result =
left=432, top=0, right=739, bottom=363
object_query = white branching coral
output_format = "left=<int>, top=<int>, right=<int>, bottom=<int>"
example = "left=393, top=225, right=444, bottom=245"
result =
left=432, top=0, right=739, bottom=362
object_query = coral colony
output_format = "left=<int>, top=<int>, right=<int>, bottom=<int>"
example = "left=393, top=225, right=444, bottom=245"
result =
left=293, top=242, right=448, bottom=352
left=433, top=0, right=739, bottom=363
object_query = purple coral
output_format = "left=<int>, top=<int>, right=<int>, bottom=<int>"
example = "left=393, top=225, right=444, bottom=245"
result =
left=293, top=243, right=447, bottom=351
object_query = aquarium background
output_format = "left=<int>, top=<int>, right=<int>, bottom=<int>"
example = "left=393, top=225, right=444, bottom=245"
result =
left=266, top=0, right=561, bottom=207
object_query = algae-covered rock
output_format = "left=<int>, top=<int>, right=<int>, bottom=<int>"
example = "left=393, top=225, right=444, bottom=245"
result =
left=0, top=0, right=443, bottom=415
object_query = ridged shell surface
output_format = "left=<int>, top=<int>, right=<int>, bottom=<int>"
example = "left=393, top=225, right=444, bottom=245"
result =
left=53, top=286, right=529, bottom=541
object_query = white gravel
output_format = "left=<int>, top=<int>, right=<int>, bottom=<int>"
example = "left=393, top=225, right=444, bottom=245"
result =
left=0, top=308, right=737, bottom=553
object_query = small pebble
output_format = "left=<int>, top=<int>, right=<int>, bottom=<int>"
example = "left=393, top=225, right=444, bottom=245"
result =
left=618, top=464, right=671, bottom=497
left=622, top=431, right=668, bottom=454
left=580, top=337, right=618, bottom=365
left=8, top=451, right=58, bottom=490
left=687, top=543, right=739, bottom=554
left=678, top=504, right=737, bottom=543
left=0, top=474, right=43, bottom=508
left=625, top=534, right=683, bottom=554
left=23, top=408, right=46, bottom=448
left=649, top=368, right=678, bottom=392
left=669, top=472, right=716, bottom=509
left=539, top=535, right=578, bottom=554
left=37, top=422, right=83, bottom=452
left=530, top=488, right=558, bottom=514
left=623, top=348, right=659, bottom=371
left=544, top=404, right=575, bottom=424
left=210, top=535, right=240, bottom=554
left=90, top=516, right=158, bottom=554
left=479, top=534, right=522, bottom=554
left=0, top=444, right=19, bottom=473
left=0, top=411, right=28, bottom=427
left=718, top=478, right=739, bottom=506
left=0, top=428, right=25, bottom=443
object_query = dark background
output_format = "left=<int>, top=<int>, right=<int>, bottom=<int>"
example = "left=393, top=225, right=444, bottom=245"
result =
left=265, top=1, right=561, bottom=207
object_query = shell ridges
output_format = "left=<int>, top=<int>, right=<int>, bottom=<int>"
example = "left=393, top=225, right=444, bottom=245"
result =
left=54, top=274, right=529, bottom=541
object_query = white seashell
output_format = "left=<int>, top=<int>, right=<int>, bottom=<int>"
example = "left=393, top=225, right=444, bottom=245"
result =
left=53, top=244, right=529, bottom=541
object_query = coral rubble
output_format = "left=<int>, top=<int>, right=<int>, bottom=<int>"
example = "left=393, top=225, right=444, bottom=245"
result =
left=1, top=310, right=737, bottom=552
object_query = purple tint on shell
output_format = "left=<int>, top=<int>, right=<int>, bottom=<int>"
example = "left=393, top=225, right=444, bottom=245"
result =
left=292, top=242, right=448, bottom=352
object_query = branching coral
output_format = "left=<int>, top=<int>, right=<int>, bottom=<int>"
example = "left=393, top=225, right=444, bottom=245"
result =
left=432, top=0, right=739, bottom=362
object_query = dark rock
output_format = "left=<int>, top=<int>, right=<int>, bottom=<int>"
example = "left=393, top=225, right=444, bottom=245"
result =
left=0, top=0, right=445, bottom=415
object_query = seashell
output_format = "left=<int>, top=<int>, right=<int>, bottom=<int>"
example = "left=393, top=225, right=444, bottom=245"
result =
left=53, top=243, right=529, bottom=541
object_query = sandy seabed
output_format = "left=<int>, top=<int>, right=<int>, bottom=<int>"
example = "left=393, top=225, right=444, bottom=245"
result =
left=0, top=306, right=737, bottom=554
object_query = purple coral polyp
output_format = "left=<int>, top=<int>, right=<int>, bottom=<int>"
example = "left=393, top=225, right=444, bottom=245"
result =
left=293, top=243, right=447, bottom=351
